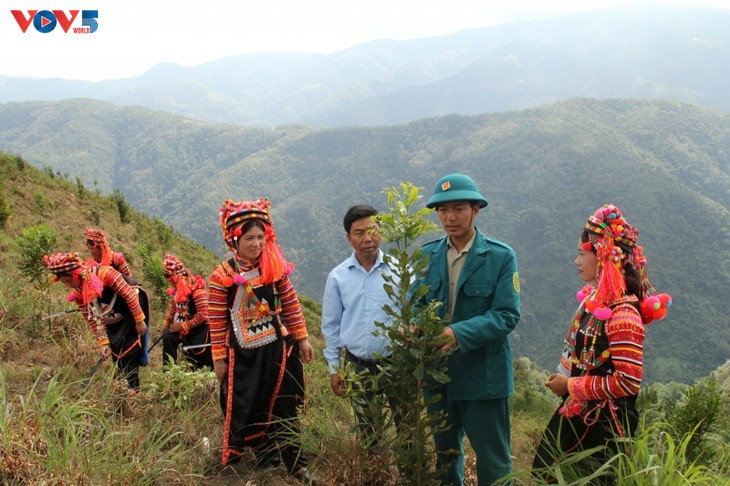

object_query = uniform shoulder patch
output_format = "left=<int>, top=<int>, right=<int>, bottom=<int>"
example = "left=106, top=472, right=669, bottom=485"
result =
left=512, top=272, right=520, bottom=293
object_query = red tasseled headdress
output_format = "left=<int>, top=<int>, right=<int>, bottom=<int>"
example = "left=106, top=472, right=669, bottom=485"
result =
left=44, top=252, right=103, bottom=305
left=218, top=197, right=293, bottom=285
left=582, top=204, right=671, bottom=324
left=85, top=228, right=113, bottom=266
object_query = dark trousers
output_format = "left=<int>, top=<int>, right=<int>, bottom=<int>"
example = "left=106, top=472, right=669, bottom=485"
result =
left=162, top=327, right=213, bottom=370
left=428, top=393, right=512, bottom=486
left=114, top=349, right=140, bottom=391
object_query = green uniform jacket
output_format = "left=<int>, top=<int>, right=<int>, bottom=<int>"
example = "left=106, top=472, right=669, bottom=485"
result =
left=421, top=228, right=521, bottom=401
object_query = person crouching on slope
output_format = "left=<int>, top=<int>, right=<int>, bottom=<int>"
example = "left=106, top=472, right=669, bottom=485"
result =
left=44, top=252, right=148, bottom=395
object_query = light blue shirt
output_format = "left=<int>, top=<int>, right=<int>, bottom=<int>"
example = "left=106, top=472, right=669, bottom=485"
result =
left=321, top=249, right=395, bottom=374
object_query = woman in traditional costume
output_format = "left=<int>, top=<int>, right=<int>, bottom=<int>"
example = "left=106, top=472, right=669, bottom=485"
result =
left=161, top=253, right=212, bottom=369
left=532, top=204, right=671, bottom=482
left=208, top=198, right=315, bottom=479
left=44, top=252, right=148, bottom=394
left=84, top=228, right=132, bottom=277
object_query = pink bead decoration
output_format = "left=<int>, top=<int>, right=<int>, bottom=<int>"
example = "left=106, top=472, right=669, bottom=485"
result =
left=594, top=307, right=613, bottom=320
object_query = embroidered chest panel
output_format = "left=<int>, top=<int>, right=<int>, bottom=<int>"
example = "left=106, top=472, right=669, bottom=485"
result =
left=230, top=268, right=279, bottom=349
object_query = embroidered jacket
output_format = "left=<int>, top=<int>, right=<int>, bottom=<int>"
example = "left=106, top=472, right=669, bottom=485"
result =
left=70, top=265, right=145, bottom=347
left=562, top=294, right=644, bottom=415
left=208, top=261, right=308, bottom=362
left=163, top=285, right=208, bottom=334
left=87, top=252, right=132, bottom=277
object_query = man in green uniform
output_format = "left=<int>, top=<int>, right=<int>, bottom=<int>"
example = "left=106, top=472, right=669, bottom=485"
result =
left=420, top=173, right=521, bottom=485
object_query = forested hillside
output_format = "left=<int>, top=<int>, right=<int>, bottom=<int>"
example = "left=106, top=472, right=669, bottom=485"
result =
left=0, top=4, right=729, bottom=126
left=1, top=97, right=728, bottom=384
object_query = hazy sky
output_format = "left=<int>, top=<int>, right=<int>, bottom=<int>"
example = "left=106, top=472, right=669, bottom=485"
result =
left=2, top=0, right=728, bottom=81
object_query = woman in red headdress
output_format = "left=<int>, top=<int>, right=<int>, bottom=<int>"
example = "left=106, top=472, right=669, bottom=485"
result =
left=161, top=253, right=212, bottom=369
left=84, top=228, right=132, bottom=277
left=44, top=252, right=148, bottom=394
left=208, top=198, right=315, bottom=480
left=532, top=204, right=672, bottom=482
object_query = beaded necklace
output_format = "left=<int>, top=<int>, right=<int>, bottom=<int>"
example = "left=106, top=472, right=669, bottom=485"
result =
left=569, top=289, right=611, bottom=372
left=230, top=256, right=287, bottom=338
left=232, top=256, right=275, bottom=315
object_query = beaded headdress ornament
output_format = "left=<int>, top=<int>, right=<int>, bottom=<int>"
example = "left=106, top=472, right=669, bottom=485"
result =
left=43, top=252, right=104, bottom=305
left=578, top=203, right=671, bottom=324
left=84, top=228, right=108, bottom=246
left=218, top=197, right=292, bottom=285
left=44, top=252, right=85, bottom=274
left=162, top=253, right=187, bottom=277
left=84, top=228, right=114, bottom=267
left=162, top=253, right=204, bottom=303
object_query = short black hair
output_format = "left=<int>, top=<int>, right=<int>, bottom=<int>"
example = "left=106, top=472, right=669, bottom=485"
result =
left=343, top=205, right=378, bottom=234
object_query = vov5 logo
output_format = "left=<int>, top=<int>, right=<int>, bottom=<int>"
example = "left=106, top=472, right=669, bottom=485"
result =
left=11, top=10, right=98, bottom=33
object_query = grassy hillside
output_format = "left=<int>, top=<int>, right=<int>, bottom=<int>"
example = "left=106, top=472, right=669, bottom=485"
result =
left=1, top=98, right=728, bottom=383
left=0, top=153, right=332, bottom=484
left=2, top=153, right=729, bottom=484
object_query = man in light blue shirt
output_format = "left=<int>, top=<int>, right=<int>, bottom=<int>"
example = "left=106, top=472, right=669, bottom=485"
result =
left=321, top=204, right=397, bottom=452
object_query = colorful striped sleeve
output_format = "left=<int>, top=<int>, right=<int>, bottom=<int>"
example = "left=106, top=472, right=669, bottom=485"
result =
left=183, top=286, right=209, bottom=331
left=276, top=275, right=308, bottom=340
left=163, top=299, right=176, bottom=329
left=569, top=303, right=645, bottom=402
left=99, top=266, right=145, bottom=324
left=113, top=252, right=132, bottom=277
left=207, top=265, right=230, bottom=361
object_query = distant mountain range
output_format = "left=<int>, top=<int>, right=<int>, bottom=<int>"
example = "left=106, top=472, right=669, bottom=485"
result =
left=1, top=4, right=729, bottom=127
left=1, top=97, right=728, bottom=385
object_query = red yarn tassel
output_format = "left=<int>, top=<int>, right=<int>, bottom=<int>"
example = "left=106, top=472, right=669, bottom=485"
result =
left=80, top=269, right=104, bottom=305
left=174, top=275, right=193, bottom=303
left=259, top=226, right=289, bottom=284
left=595, top=243, right=626, bottom=305
left=99, top=245, right=113, bottom=266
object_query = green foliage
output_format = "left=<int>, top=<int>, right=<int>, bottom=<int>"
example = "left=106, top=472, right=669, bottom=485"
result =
left=666, top=378, right=723, bottom=464
left=75, top=176, right=87, bottom=200
left=511, top=357, right=561, bottom=417
left=152, top=217, right=173, bottom=247
left=12, top=153, right=26, bottom=171
left=638, top=378, right=725, bottom=466
left=136, top=243, right=167, bottom=313
left=15, top=224, right=56, bottom=292
left=511, top=421, right=730, bottom=485
left=0, top=368, right=210, bottom=483
left=0, top=184, right=11, bottom=229
left=146, top=360, right=217, bottom=411
left=341, top=182, right=449, bottom=485
left=109, top=188, right=130, bottom=224
left=88, top=206, right=101, bottom=226
left=611, top=422, right=728, bottom=485
left=33, top=191, right=56, bottom=212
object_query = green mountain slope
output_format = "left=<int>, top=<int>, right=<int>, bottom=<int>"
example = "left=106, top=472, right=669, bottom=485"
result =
left=1, top=5, right=729, bottom=126
left=1, top=97, right=728, bottom=383
left=0, top=153, right=321, bottom=350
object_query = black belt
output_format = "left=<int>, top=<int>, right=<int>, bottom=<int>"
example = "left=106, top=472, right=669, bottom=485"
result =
left=345, top=349, right=379, bottom=367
